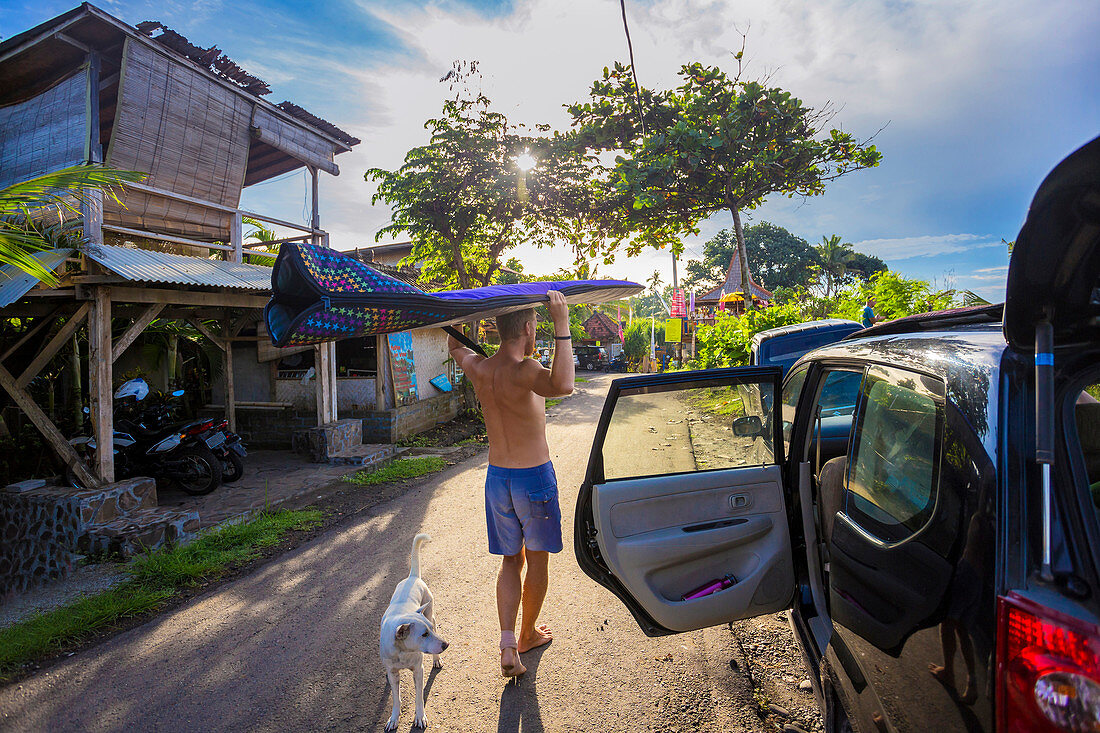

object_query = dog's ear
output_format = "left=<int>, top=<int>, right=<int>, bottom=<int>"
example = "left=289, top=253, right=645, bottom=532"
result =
left=417, top=602, right=430, bottom=617
left=395, top=623, right=412, bottom=641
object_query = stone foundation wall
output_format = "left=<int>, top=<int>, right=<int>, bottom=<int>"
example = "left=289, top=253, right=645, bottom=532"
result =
left=0, top=481, right=81, bottom=598
left=1, top=477, right=194, bottom=598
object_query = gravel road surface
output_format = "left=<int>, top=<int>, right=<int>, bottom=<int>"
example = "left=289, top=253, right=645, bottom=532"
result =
left=0, top=373, right=822, bottom=733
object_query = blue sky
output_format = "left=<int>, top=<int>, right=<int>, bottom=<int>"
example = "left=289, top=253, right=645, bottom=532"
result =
left=4, top=0, right=1098, bottom=299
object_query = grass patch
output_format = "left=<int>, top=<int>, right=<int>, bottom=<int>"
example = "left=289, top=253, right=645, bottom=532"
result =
left=0, top=508, right=321, bottom=681
left=684, top=386, right=745, bottom=417
left=546, top=398, right=563, bottom=408
left=343, top=456, right=447, bottom=486
left=575, top=377, right=589, bottom=383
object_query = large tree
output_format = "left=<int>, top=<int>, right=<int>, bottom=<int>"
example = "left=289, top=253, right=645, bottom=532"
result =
left=567, top=59, right=881, bottom=308
left=367, top=72, right=599, bottom=290
left=683, top=222, right=821, bottom=292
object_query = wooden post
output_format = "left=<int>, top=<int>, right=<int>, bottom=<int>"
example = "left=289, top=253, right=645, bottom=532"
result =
left=0, top=361, right=100, bottom=488
left=16, top=304, right=90, bottom=390
left=374, top=334, right=385, bottom=411
left=111, top=302, right=164, bottom=363
left=230, top=211, right=243, bottom=263
left=315, top=341, right=336, bottom=425
left=223, top=312, right=236, bottom=433
left=86, top=50, right=102, bottom=164
left=82, top=187, right=103, bottom=245
left=310, top=166, right=320, bottom=246
left=88, top=286, right=113, bottom=483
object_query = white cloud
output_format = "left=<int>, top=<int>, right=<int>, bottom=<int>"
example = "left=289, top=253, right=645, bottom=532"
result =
left=241, top=0, right=1094, bottom=287
left=851, top=234, right=1002, bottom=260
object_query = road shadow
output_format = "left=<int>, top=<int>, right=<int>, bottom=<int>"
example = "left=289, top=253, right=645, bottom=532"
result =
left=0, top=456, right=462, bottom=732
left=496, top=643, right=550, bottom=733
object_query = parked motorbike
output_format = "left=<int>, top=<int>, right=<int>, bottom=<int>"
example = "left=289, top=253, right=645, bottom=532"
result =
left=67, top=378, right=223, bottom=495
left=198, top=418, right=247, bottom=483
left=607, top=354, right=630, bottom=373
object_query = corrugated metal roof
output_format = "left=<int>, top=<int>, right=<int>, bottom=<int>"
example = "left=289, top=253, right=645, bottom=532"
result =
left=0, top=248, right=73, bottom=308
left=84, top=244, right=272, bottom=290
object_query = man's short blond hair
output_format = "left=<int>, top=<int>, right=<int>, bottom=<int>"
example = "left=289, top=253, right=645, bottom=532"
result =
left=497, top=308, right=536, bottom=342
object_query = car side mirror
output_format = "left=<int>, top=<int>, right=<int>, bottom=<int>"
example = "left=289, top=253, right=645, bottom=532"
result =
left=732, top=415, right=764, bottom=437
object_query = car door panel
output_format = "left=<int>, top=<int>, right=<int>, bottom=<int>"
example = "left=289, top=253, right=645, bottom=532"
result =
left=575, top=367, right=795, bottom=636
left=593, top=464, right=792, bottom=631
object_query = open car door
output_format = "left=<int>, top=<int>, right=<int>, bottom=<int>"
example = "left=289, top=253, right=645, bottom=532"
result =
left=575, top=367, right=795, bottom=636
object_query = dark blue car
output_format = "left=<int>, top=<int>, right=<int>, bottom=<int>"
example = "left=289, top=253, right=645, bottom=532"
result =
left=750, top=319, right=863, bottom=376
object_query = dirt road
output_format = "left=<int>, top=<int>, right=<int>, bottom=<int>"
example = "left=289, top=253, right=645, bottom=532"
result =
left=0, top=373, right=821, bottom=732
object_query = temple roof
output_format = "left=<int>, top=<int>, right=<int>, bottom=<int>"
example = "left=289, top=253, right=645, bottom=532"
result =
left=699, top=249, right=773, bottom=301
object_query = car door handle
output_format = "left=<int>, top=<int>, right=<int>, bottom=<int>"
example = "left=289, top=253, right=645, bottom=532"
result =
left=682, top=517, right=748, bottom=533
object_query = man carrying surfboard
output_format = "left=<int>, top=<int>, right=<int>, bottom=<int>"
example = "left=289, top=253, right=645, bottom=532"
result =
left=447, top=290, right=574, bottom=677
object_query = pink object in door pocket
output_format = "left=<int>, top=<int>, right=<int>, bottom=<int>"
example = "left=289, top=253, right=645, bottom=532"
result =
left=680, top=574, right=737, bottom=601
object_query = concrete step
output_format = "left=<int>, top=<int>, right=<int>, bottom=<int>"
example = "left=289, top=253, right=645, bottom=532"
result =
left=293, top=418, right=364, bottom=462
left=327, top=443, right=395, bottom=467
left=80, top=507, right=200, bottom=558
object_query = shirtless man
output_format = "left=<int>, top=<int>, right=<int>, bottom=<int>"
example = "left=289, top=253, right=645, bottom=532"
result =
left=447, top=290, right=574, bottom=677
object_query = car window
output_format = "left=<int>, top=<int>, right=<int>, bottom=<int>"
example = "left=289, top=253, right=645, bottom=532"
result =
left=818, top=370, right=862, bottom=418
left=602, top=378, right=777, bottom=480
left=781, top=365, right=809, bottom=456
left=1076, top=383, right=1100, bottom=522
left=845, top=366, right=944, bottom=543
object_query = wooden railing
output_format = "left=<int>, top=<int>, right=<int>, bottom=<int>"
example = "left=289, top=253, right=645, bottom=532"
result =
left=98, top=179, right=328, bottom=262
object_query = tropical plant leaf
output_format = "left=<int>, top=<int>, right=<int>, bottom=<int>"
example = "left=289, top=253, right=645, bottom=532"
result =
left=0, top=164, right=145, bottom=284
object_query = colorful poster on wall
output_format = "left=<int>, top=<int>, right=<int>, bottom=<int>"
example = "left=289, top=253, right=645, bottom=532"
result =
left=387, top=332, right=419, bottom=406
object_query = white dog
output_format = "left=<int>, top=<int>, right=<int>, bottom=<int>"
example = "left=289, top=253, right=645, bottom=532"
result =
left=380, top=533, right=449, bottom=731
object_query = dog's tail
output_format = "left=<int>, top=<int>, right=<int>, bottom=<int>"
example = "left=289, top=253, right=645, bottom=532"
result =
left=409, top=533, right=431, bottom=578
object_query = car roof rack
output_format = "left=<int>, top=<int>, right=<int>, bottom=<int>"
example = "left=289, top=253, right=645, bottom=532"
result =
left=843, top=303, right=1004, bottom=340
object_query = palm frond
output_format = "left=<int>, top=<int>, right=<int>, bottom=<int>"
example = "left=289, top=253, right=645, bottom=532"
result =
left=0, top=164, right=144, bottom=284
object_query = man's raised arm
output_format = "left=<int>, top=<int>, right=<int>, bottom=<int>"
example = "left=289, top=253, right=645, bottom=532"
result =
left=448, top=332, right=483, bottom=374
left=531, top=290, right=574, bottom=398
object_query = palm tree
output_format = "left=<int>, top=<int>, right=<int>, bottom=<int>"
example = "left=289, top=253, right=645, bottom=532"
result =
left=241, top=216, right=281, bottom=265
left=0, top=165, right=144, bottom=284
left=816, top=235, right=854, bottom=300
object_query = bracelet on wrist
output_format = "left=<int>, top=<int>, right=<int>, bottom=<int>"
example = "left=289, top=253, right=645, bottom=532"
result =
left=554, top=335, right=572, bottom=341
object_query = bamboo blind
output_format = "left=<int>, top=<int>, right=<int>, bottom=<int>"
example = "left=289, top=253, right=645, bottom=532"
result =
left=251, top=106, right=339, bottom=175
left=0, top=69, right=89, bottom=189
left=105, top=39, right=252, bottom=242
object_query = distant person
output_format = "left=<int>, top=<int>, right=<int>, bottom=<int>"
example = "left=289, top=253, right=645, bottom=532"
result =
left=447, top=291, right=574, bottom=677
left=862, top=297, right=885, bottom=328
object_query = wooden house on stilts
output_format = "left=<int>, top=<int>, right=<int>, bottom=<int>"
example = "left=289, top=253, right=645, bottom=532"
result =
left=0, top=3, right=359, bottom=487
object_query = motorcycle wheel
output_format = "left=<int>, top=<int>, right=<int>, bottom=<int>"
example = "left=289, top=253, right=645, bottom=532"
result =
left=221, top=451, right=245, bottom=483
left=175, top=445, right=223, bottom=495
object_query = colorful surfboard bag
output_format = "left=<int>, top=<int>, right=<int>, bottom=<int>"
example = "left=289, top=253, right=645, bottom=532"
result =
left=264, top=242, right=644, bottom=347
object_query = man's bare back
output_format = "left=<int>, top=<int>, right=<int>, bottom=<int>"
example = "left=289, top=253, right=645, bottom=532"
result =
left=448, top=291, right=575, bottom=467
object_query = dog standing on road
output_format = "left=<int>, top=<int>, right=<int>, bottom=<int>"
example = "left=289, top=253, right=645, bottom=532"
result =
left=380, top=533, right=449, bottom=731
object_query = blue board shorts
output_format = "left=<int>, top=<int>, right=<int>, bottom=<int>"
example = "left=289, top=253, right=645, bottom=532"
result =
left=484, top=461, right=563, bottom=555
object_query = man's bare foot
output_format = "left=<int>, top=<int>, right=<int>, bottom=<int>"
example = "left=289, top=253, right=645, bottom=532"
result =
left=928, top=663, right=955, bottom=688
left=501, top=647, right=526, bottom=677
left=518, top=624, right=553, bottom=653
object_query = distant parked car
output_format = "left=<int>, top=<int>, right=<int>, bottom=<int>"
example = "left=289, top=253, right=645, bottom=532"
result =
left=575, top=345, right=609, bottom=371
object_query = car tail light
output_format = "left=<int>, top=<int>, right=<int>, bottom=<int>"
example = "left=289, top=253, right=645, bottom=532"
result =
left=997, top=592, right=1100, bottom=731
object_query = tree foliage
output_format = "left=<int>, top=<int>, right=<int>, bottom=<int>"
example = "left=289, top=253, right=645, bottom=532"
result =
left=682, top=223, right=823, bottom=293
left=367, top=65, right=600, bottom=290
left=567, top=59, right=882, bottom=306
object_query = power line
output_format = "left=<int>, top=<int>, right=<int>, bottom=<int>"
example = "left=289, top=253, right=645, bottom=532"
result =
left=619, top=0, right=646, bottom=137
